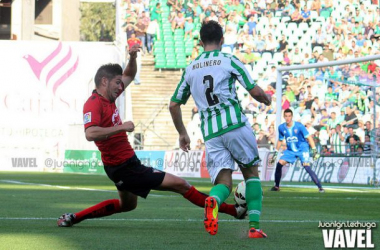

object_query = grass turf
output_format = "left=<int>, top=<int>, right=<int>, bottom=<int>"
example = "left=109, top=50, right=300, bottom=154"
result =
left=0, top=172, right=379, bottom=250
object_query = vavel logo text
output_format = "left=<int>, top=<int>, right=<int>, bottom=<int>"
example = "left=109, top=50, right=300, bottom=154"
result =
left=319, top=221, right=376, bottom=248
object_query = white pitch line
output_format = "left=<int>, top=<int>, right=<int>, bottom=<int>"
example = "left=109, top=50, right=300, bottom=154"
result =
left=0, top=180, right=167, bottom=197
left=279, top=184, right=379, bottom=192
left=0, top=217, right=378, bottom=223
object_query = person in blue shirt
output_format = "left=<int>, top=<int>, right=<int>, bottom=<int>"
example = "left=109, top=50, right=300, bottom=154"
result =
left=301, top=5, right=311, bottom=24
left=270, top=109, right=325, bottom=192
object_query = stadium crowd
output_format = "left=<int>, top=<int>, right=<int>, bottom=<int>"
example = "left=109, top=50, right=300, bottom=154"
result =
left=120, top=0, right=380, bottom=155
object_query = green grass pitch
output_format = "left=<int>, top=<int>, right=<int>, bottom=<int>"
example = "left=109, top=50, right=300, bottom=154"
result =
left=0, top=172, right=379, bottom=250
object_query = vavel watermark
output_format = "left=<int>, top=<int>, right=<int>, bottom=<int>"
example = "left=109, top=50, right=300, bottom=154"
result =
left=319, top=221, right=376, bottom=248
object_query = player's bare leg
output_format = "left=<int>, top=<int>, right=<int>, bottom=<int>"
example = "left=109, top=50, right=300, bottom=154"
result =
left=154, top=172, right=240, bottom=218
left=241, top=165, right=267, bottom=238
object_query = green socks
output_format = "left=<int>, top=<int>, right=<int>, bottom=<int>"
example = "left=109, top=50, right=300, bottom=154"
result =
left=209, top=184, right=230, bottom=206
left=246, top=177, right=262, bottom=229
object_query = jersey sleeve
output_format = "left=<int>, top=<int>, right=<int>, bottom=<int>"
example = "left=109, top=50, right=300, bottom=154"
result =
left=278, top=125, right=285, bottom=141
left=83, top=97, right=102, bottom=130
left=230, top=55, right=257, bottom=91
left=299, top=123, right=310, bottom=138
left=171, top=70, right=191, bottom=104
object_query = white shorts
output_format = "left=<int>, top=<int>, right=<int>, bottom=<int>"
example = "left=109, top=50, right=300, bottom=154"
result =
left=205, top=124, right=261, bottom=183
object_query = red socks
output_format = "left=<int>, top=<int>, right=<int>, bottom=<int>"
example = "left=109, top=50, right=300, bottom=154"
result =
left=74, top=199, right=121, bottom=223
left=73, top=187, right=237, bottom=224
left=183, top=186, right=237, bottom=217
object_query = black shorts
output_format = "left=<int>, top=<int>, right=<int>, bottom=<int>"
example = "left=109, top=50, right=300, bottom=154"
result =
left=104, top=154, right=166, bottom=198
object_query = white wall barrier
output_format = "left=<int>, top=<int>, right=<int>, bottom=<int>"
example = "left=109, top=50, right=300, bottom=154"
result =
left=163, top=149, right=271, bottom=180
left=0, top=41, right=123, bottom=171
left=262, top=153, right=380, bottom=185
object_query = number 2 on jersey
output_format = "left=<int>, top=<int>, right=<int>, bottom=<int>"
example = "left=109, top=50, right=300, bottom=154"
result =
left=203, top=75, right=219, bottom=106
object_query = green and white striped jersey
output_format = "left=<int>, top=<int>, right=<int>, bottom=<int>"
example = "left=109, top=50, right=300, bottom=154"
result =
left=171, top=50, right=256, bottom=141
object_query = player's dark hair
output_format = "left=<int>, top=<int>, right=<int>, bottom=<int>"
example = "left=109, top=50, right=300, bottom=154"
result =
left=200, top=20, right=223, bottom=46
left=284, top=108, right=293, bottom=115
left=94, top=63, right=123, bottom=88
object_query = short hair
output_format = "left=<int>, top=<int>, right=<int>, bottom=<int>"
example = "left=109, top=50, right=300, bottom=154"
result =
left=284, top=108, right=293, bottom=115
left=200, top=20, right=223, bottom=46
left=94, top=63, right=123, bottom=88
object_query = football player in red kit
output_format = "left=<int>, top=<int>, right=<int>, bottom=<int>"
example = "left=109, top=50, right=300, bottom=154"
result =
left=57, top=45, right=246, bottom=227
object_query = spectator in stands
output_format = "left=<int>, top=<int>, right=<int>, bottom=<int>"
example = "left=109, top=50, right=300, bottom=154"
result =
left=330, top=124, right=346, bottom=154
left=191, top=106, right=198, bottom=120
left=322, top=45, right=334, bottom=61
left=139, top=11, right=150, bottom=26
left=244, top=16, right=257, bottom=35
left=184, top=17, right=195, bottom=39
left=363, top=134, right=372, bottom=153
left=125, top=24, right=136, bottom=40
left=243, top=47, right=260, bottom=67
left=264, top=65, right=278, bottom=87
left=370, top=20, right=380, bottom=40
left=172, top=12, right=186, bottom=32
left=326, top=111, right=340, bottom=130
left=135, top=18, right=147, bottom=54
left=311, top=97, right=321, bottom=118
left=282, top=51, right=291, bottom=65
left=222, top=24, right=238, bottom=53
left=257, top=130, right=270, bottom=149
left=244, top=3, right=257, bottom=19
left=290, top=47, right=303, bottom=65
left=315, top=109, right=330, bottom=131
left=254, top=33, right=266, bottom=54
left=322, top=0, right=333, bottom=13
left=242, top=32, right=256, bottom=50
left=267, top=125, right=276, bottom=145
left=263, top=34, right=278, bottom=55
left=321, top=145, right=333, bottom=155
left=276, top=0, right=286, bottom=10
left=301, top=5, right=312, bottom=24
left=310, top=0, right=321, bottom=15
left=278, top=34, right=289, bottom=53
left=334, top=19, right=348, bottom=36
left=287, top=72, right=298, bottom=85
left=325, top=86, right=338, bottom=102
left=146, top=19, right=159, bottom=54
left=127, top=33, right=142, bottom=49
left=287, top=8, right=303, bottom=24
left=342, top=106, right=359, bottom=129
left=133, top=0, right=145, bottom=14
left=194, top=139, right=205, bottom=150
left=311, top=28, right=326, bottom=51
left=353, top=8, right=364, bottom=23
left=365, top=121, right=373, bottom=137
left=282, top=94, right=290, bottom=110
left=347, top=136, right=359, bottom=154
left=184, top=4, right=195, bottom=19
left=191, top=46, right=199, bottom=61
left=284, top=85, right=296, bottom=104
left=356, top=120, right=366, bottom=143
left=364, top=21, right=375, bottom=40
left=150, top=3, right=161, bottom=22
left=282, top=1, right=295, bottom=16
left=243, top=95, right=259, bottom=116
left=193, top=1, right=204, bottom=20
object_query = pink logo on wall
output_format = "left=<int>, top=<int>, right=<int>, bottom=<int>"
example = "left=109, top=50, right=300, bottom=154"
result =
left=23, top=42, right=79, bottom=101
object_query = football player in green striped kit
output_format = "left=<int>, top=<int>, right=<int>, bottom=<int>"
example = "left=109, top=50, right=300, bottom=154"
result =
left=169, top=20, right=271, bottom=238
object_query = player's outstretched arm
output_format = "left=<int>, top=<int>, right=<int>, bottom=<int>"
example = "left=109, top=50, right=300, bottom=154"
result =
left=85, top=122, right=135, bottom=141
left=248, top=85, right=271, bottom=106
left=169, top=101, right=190, bottom=152
left=122, top=44, right=140, bottom=88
